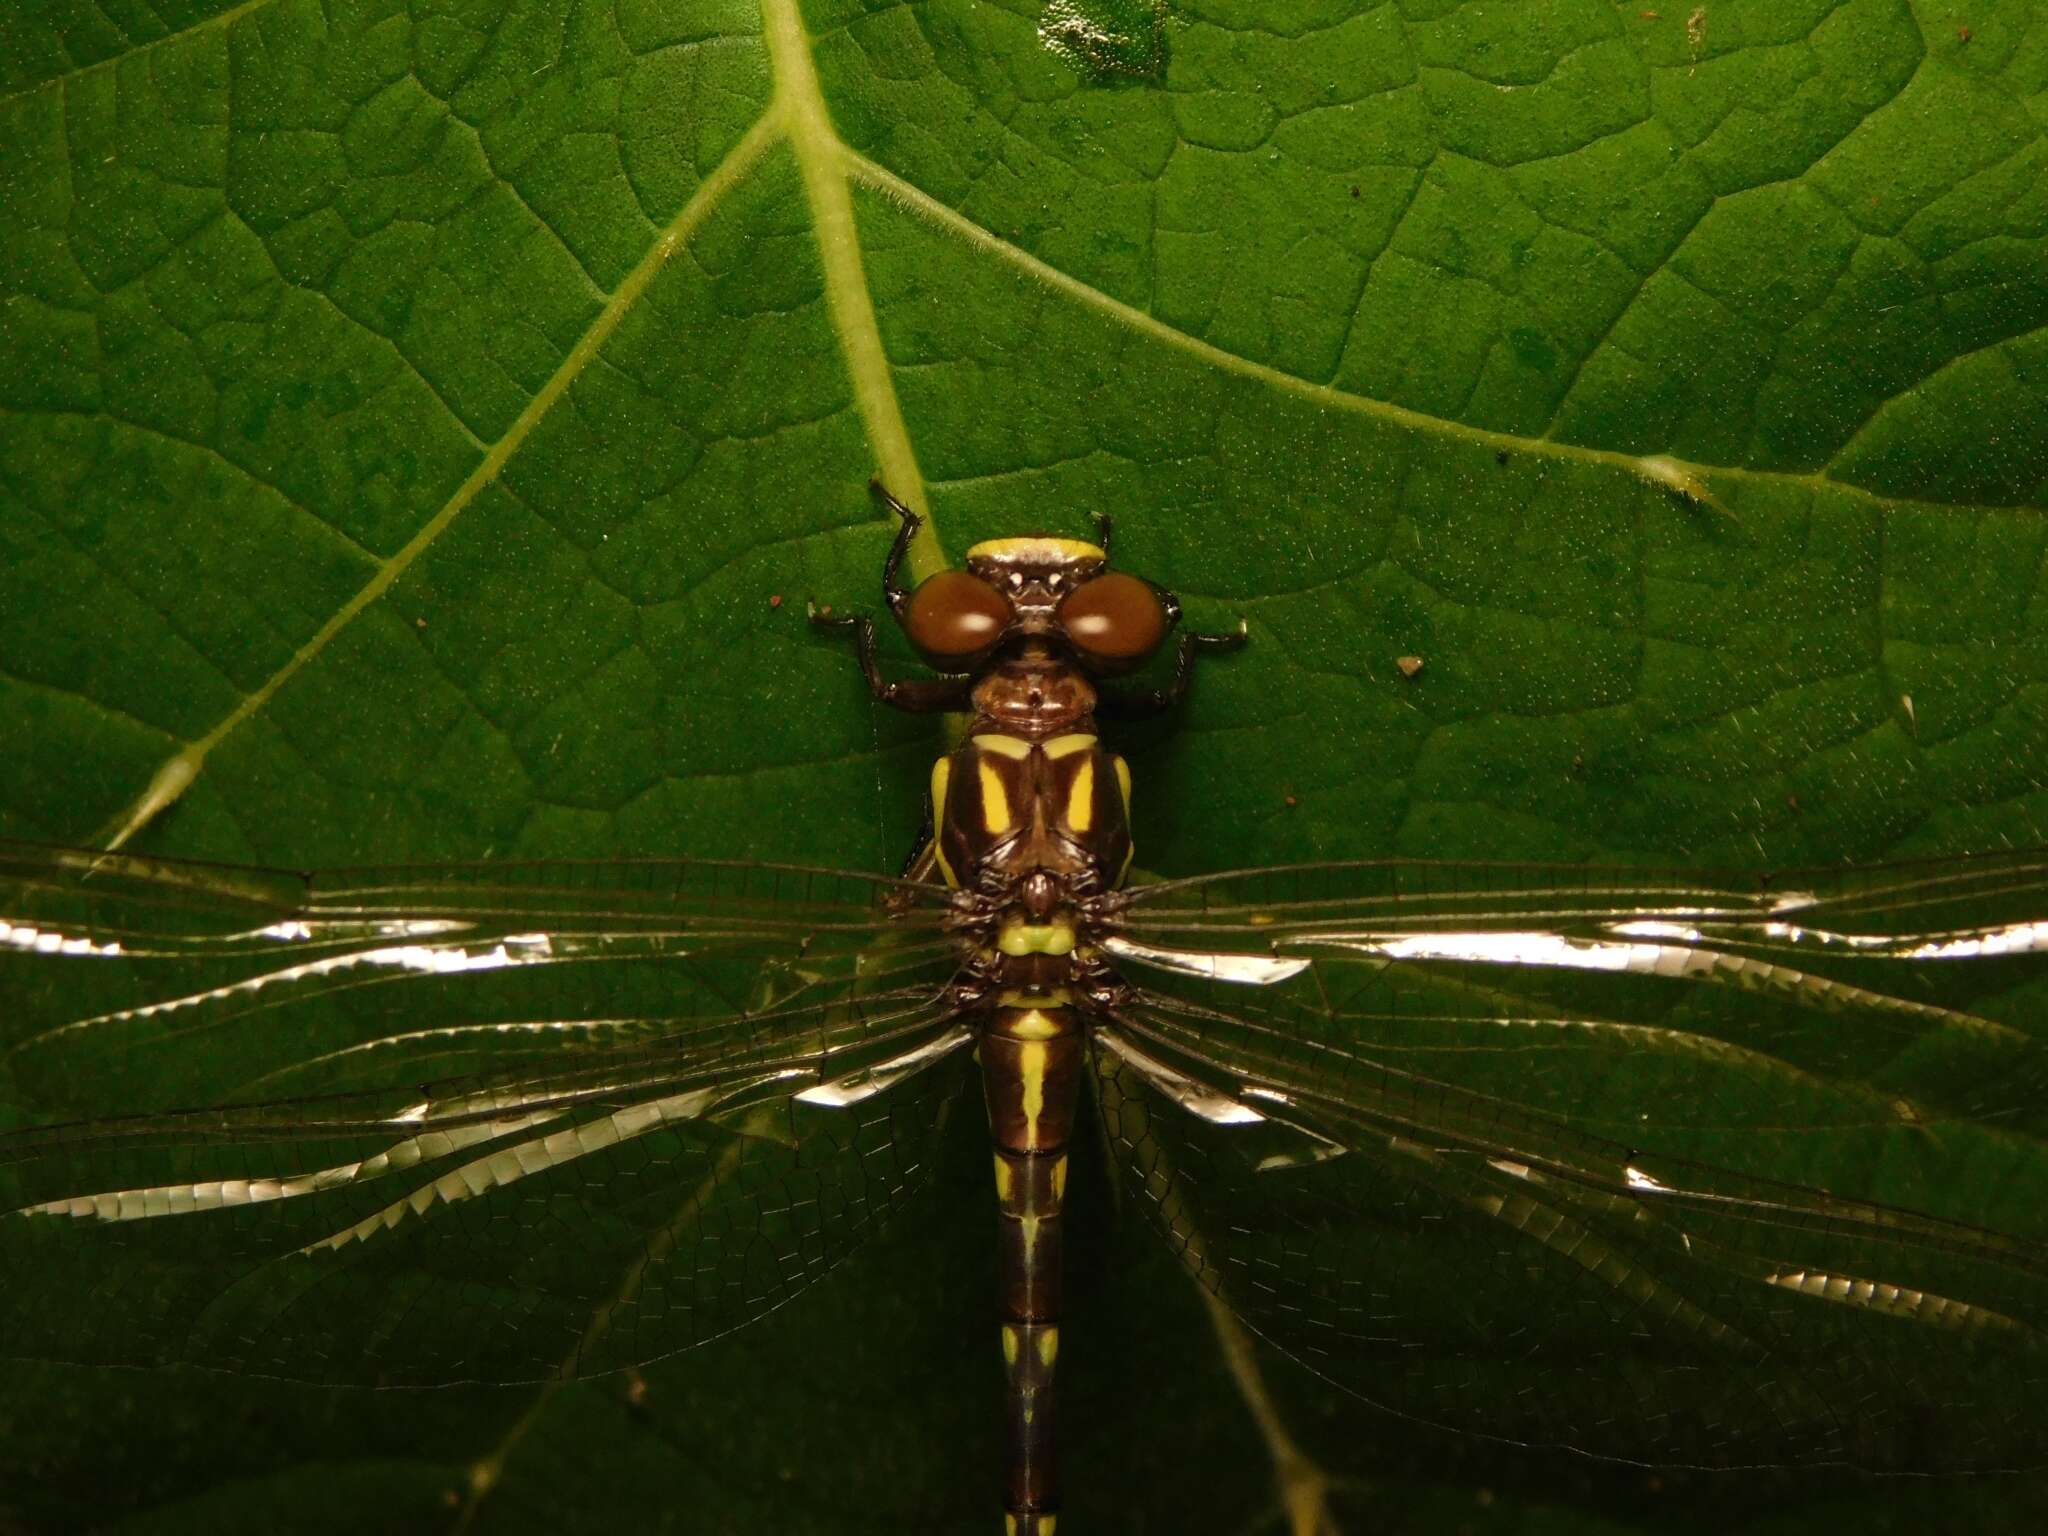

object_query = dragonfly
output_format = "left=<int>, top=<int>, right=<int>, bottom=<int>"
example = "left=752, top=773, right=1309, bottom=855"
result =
left=3, top=484, right=2047, bottom=1532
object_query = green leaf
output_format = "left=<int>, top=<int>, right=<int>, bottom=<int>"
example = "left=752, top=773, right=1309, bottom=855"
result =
left=3, top=0, right=2046, bottom=1530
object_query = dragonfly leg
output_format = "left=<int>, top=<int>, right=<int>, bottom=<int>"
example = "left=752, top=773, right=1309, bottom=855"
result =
left=869, top=477, right=921, bottom=621
left=1097, top=622, right=1248, bottom=720
left=809, top=608, right=972, bottom=713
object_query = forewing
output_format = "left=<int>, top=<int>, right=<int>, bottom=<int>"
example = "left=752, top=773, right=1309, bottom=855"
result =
left=0, top=841, right=970, bottom=1384
left=1096, top=854, right=2048, bottom=1471
left=1, top=839, right=956, bottom=1112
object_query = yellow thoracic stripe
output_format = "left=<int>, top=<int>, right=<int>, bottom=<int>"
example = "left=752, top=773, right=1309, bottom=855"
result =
left=1042, top=732, right=1096, bottom=759
left=979, top=759, right=1013, bottom=833
left=1065, top=757, right=1094, bottom=833
left=976, top=733, right=1032, bottom=758
left=1115, top=753, right=1135, bottom=885
left=928, top=757, right=957, bottom=887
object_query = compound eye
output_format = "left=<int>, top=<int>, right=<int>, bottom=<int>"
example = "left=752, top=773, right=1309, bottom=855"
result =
left=1059, top=571, right=1168, bottom=663
left=903, top=569, right=1013, bottom=663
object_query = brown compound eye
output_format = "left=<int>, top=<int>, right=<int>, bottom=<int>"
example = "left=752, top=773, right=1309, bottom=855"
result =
left=1058, top=571, right=1168, bottom=666
left=903, top=569, right=1013, bottom=664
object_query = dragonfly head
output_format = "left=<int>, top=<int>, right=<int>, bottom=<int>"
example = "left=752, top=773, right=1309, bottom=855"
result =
left=901, top=535, right=1177, bottom=679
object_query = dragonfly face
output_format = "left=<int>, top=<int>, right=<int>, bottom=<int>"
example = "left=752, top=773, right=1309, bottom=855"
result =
left=3, top=485, right=2048, bottom=1532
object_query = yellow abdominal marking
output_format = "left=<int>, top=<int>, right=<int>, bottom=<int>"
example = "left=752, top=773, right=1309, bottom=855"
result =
left=1020, top=1213, right=1040, bottom=1263
left=1036, top=1327, right=1059, bottom=1367
left=928, top=758, right=957, bottom=887
left=992, top=1154, right=1013, bottom=1201
left=1065, top=757, right=1094, bottom=833
left=998, top=918, right=1075, bottom=956
left=967, top=537, right=1105, bottom=563
left=1052, top=1155, right=1068, bottom=1201
left=1019, top=1040, right=1047, bottom=1146
left=1009, top=1008, right=1062, bottom=1040
left=1043, top=732, right=1096, bottom=759
left=979, top=760, right=1013, bottom=833
left=1002, top=1325, right=1020, bottom=1365
left=998, top=988, right=1072, bottom=1007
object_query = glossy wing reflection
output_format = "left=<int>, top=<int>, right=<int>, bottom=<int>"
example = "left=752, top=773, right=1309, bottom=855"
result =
left=0, top=841, right=969, bottom=1384
left=1099, top=855, right=2048, bottom=1472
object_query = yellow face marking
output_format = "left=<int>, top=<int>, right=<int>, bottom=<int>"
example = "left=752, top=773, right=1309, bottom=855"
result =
left=1009, top=1009, right=1061, bottom=1041
left=992, top=1154, right=1013, bottom=1202
left=967, top=537, right=1105, bottom=563
left=1065, top=757, right=1095, bottom=833
left=997, top=918, right=1076, bottom=956
left=1036, top=1326, right=1059, bottom=1368
left=1052, top=1155, right=1068, bottom=1202
left=1019, top=1040, right=1047, bottom=1148
left=976, top=733, right=1032, bottom=759
left=928, top=758, right=957, bottom=888
left=1043, top=732, right=1097, bottom=760
left=978, top=760, right=1013, bottom=834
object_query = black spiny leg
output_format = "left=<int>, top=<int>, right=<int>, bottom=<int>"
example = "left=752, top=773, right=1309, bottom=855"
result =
left=1091, top=512, right=1113, bottom=560
left=1099, top=623, right=1248, bottom=720
left=870, top=478, right=921, bottom=621
left=810, top=608, right=972, bottom=713
left=810, top=478, right=969, bottom=712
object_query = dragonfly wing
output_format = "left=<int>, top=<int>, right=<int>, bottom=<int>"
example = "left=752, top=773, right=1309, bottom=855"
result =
left=2, top=990, right=974, bottom=1384
left=1, top=839, right=956, bottom=1115
left=1110, top=854, right=2048, bottom=1154
left=0, top=840, right=970, bottom=1385
left=1092, top=852, right=2048, bottom=1472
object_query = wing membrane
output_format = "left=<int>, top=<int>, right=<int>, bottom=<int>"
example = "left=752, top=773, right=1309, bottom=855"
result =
left=1, top=840, right=956, bottom=1113
left=1089, top=918, right=2048, bottom=1471
left=0, top=840, right=970, bottom=1384
left=1111, top=853, right=2048, bottom=1150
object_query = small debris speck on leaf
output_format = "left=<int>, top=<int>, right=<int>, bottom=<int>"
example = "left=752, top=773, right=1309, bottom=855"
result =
left=1397, top=655, right=1426, bottom=678
left=769, top=593, right=784, bottom=609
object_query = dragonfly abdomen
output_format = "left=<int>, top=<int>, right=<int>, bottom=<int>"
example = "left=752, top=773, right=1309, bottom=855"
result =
left=981, top=995, right=1084, bottom=1531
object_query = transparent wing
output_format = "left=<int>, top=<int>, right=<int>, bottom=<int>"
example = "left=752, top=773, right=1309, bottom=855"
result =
left=0, top=840, right=970, bottom=1384
left=1095, top=852, right=2048, bottom=1472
